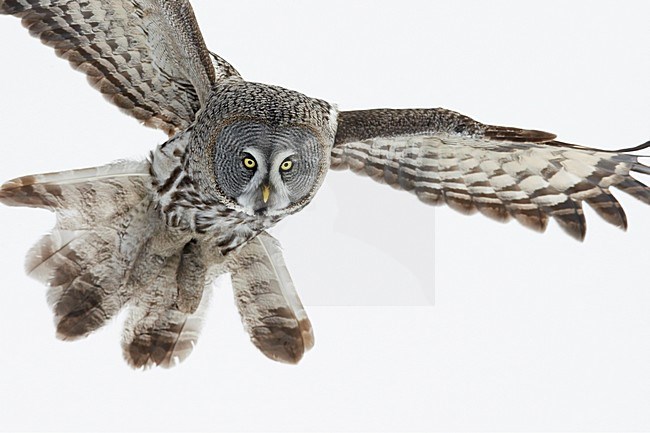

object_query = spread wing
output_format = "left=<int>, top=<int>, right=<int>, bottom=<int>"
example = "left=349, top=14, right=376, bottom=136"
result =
left=0, top=0, right=240, bottom=136
left=332, top=109, right=650, bottom=240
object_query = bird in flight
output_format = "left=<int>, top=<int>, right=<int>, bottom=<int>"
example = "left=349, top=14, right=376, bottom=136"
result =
left=0, top=0, right=648, bottom=369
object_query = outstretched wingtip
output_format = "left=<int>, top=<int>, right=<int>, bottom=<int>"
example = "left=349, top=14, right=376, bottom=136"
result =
left=628, top=141, right=650, bottom=176
left=0, top=180, right=16, bottom=202
left=0, top=175, right=54, bottom=208
left=615, top=139, right=650, bottom=154
left=1, top=175, right=35, bottom=192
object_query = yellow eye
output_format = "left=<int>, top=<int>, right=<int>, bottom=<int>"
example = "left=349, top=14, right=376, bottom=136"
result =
left=243, top=157, right=257, bottom=170
left=280, top=159, right=293, bottom=172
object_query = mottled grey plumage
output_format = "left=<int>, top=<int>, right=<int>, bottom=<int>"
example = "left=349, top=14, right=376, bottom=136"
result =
left=0, top=0, right=648, bottom=368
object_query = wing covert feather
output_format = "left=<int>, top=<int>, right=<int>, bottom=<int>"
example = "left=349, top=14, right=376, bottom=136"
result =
left=0, top=0, right=240, bottom=136
left=332, top=109, right=650, bottom=239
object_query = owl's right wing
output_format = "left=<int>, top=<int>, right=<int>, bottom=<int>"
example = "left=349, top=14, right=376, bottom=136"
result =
left=332, top=109, right=650, bottom=240
left=1, top=0, right=240, bottom=136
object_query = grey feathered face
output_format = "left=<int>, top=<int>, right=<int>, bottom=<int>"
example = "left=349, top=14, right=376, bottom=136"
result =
left=213, top=121, right=325, bottom=215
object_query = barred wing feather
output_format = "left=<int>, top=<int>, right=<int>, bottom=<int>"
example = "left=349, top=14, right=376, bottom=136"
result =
left=0, top=0, right=240, bottom=136
left=0, top=161, right=220, bottom=369
left=332, top=109, right=650, bottom=240
left=0, top=161, right=153, bottom=340
left=229, top=232, right=314, bottom=364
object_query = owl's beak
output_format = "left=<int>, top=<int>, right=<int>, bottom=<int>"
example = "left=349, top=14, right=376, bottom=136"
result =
left=262, top=185, right=271, bottom=203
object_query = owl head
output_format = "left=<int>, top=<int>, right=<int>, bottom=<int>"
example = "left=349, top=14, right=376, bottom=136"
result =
left=187, top=80, right=338, bottom=217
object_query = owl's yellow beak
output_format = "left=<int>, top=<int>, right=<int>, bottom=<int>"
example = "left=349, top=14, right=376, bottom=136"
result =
left=262, top=185, right=271, bottom=203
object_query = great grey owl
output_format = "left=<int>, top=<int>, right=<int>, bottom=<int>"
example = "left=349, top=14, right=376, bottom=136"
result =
left=0, top=0, right=648, bottom=369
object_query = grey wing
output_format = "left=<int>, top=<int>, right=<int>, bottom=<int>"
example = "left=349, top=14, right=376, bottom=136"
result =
left=1, top=0, right=240, bottom=136
left=0, top=161, right=154, bottom=341
left=332, top=109, right=650, bottom=240
left=0, top=162, right=217, bottom=369
left=229, top=232, right=314, bottom=364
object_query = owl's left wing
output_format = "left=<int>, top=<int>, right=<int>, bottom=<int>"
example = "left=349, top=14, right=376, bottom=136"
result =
left=332, top=109, right=650, bottom=240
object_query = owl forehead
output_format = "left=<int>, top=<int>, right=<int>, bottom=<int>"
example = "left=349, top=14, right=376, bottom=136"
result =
left=204, top=80, right=338, bottom=144
left=217, top=121, right=320, bottom=156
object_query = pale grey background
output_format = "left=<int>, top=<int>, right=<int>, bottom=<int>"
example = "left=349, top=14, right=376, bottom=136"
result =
left=0, top=1, right=649, bottom=431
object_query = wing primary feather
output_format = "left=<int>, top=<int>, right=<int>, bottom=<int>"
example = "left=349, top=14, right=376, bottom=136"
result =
left=0, top=0, right=240, bottom=136
left=584, top=192, right=628, bottom=230
left=484, top=125, right=557, bottom=143
left=611, top=139, right=650, bottom=154
left=1, top=160, right=156, bottom=341
left=332, top=109, right=650, bottom=238
left=614, top=178, right=650, bottom=205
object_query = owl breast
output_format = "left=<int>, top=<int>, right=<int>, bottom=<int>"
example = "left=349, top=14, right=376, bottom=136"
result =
left=150, top=129, right=283, bottom=254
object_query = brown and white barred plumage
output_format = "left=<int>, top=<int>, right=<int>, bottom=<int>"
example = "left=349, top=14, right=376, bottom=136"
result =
left=333, top=109, right=650, bottom=240
left=0, top=0, right=234, bottom=136
left=1, top=0, right=649, bottom=368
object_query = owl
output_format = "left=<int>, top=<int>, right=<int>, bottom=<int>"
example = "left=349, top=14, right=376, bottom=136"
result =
left=0, top=0, right=648, bottom=370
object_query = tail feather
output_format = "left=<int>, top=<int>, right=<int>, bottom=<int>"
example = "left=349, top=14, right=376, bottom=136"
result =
left=122, top=298, right=210, bottom=369
left=230, top=232, right=314, bottom=364
left=121, top=251, right=213, bottom=369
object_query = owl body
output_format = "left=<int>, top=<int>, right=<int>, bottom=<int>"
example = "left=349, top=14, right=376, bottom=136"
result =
left=115, top=80, right=339, bottom=366
left=0, top=0, right=648, bottom=368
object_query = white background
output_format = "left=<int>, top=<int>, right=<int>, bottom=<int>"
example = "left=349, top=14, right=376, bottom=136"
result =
left=1, top=1, right=649, bottom=431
